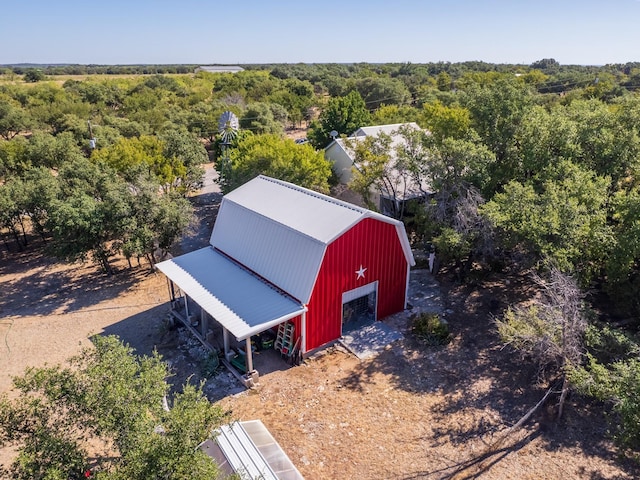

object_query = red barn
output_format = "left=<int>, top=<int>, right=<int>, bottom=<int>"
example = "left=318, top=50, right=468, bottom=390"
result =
left=157, top=175, right=414, bottom=380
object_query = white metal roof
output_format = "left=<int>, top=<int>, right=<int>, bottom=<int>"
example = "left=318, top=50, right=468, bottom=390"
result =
left=211, top=175, right=415, bottom=303
left=156, top=247, right=305, bottom=341
left=218, top=175, right=365, bottom=244
left=211, top=199, right=326, bottom=303
left=353, top=122, right=421, bottom=137
left=200, top=420, right=304, bottom=480
left=195, top=65, right=244, bottom=73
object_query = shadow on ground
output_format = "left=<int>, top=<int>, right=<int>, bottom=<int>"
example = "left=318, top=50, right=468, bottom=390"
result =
left=0, top=241, right=155, bottom=318
left=342, top=267, right=640, bottom=479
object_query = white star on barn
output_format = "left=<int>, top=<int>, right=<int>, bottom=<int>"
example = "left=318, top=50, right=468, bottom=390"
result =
left=355, top=265, right=367, bottom=279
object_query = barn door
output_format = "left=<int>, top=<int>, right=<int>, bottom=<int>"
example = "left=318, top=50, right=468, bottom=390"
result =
left=341, top=282, right=378, bottom=333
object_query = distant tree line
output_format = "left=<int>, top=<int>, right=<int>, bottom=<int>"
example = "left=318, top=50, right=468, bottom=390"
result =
left=1, top=64, right=197, bottom=75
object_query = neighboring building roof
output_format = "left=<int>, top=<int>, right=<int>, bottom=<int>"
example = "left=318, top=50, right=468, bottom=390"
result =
left=353, top=122, right=420, bottom=137
left=200, top=420, right=304, bottom=480
left=210, top=175, right=415, bottom=303
left=195, top=65, right=244, bottom=73
left=324, top=123, right=432, bottom=199
left=156, top=247, right=305, bottom=341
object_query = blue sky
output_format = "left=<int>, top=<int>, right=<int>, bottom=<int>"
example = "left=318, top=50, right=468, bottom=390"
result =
left=1, top=0, right=639, bottom=65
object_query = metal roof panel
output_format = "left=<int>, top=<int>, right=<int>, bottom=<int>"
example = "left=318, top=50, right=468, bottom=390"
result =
left=211, top=200, right=326, bottom=303
left=156, top=248, right=305, bottom=341
left=219, top=175, right=366, bottom=244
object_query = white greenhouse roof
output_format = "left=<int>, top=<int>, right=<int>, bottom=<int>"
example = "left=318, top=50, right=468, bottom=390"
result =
left=200, top=420, right=304, bottom=480
left=156, top=247, right=305, bottom=341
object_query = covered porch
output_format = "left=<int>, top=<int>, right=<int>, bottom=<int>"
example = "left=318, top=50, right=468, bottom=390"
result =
left=156, top=247, right=307, bottom=387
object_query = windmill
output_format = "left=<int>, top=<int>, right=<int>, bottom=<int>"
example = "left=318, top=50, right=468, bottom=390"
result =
left=218, top=111, right=239, bottom=147
left=217, top=111, right=239, bottom=189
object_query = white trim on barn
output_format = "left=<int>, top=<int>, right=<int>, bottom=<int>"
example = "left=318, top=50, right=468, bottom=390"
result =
left=342, top=281, right=378, bottom=304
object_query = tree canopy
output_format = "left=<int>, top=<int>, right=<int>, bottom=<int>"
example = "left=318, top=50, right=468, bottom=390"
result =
left=218, top=133, right=331, bottom=194
left=0, top=335, right=227, bottom=480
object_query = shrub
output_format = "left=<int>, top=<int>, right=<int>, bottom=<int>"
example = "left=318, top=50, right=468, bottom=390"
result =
left=411, top=312, right=451, bottom=345
left=200, top=351, right=220, bottom=378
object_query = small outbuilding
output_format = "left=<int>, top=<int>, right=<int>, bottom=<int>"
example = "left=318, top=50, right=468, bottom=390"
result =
left=156, top=175, right=415, bottom=382
left=324, top=122, right=431, bottom=217
left=194, top=65, right=244, bottom=74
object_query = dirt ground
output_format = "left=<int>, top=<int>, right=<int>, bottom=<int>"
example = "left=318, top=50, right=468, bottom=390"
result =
left=1, top=208, right=640, bottom=478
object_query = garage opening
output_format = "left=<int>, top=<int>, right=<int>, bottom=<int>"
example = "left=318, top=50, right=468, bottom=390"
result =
left=342, top=282, right=377, bottom=333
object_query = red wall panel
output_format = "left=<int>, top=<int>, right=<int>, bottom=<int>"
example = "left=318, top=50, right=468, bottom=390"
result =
left=304, top=218, right=409, bottom=351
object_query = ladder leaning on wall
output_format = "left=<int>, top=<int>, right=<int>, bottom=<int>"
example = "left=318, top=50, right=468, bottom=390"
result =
left=274, top=322, right=295, bottom=355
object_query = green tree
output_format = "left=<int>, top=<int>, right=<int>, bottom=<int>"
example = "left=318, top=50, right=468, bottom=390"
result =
left=530, top=58, right=560, bottom=72
left=370, top=104, right=420, bottom=125
left=0, top=177, right=28, bottom=250
left=567, top=98, right=640, bottom=188
left=421, top=101, right=472, bottom=142
left=27, top=131, right=86, bottom=169
left=23, top=69, right=45, bottom=83
left=219, top=133, right=331, bottom=193
left=604, top=187, right=640, bottom=316
left=436, top=71, right=452, bottom=91
left=569, top=323, right=640, bottom=451
left=354, top=76, right=412, bottom=110
left=462, top=77, right=534, bottom=192
left=348, top=125, right=432, bottom=220
left=92, top=136, right=193, bottom=194
left=268, top=78, right=315, bottom=127
left=240, top=102, right=287, bottom=135
left=515, top=104, right=580, bottom=178
left=21, top=166, right=59, bottom=242
left=348, top=132, right=396, bottom=212
left=0, top=98, right=31, bottom=140
left=308, top=90, right=371, bottom=148
left=0, top=135, right=30, bottom=179
left=46, top=159, right=134, bottom=274
left=0, top=335, right=227, bottom=480
left=482, top=161, right=612, bottom=282
left=123, top=174, right=193, bottom=267
left=159, top=129, right=208, bottom=195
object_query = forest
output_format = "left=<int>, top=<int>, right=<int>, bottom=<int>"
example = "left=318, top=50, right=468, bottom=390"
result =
left=1, top=59, right=640, bottom=471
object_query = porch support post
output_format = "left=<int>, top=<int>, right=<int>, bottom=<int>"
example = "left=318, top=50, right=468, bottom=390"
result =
left=223, top=327, right=230, bottom=358
left=245, top=338, right=254, bottom=373
left=200, top=307, right=208, bottom=337
left=169, top=280, right=176, bottom=302
left=301, top=310, right=307, bottom=354
left=184, top=293, right=190, bottom=319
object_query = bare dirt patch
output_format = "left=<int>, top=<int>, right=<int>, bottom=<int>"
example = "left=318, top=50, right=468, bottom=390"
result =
left=1, top=228, right=639, bottom=478
left=214, top=272, right=639, bottom=479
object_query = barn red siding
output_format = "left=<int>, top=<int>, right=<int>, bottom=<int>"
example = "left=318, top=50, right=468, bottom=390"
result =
left=304, top=217, right=409, bottom=351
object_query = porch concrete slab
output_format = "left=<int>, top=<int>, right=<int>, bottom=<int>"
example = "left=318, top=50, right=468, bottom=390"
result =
left=340, top=321, right=404, bottom=360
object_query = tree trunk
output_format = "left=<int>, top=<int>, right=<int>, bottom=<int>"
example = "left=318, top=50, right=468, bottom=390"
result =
left=95, top=248, right=113, bottom=275
left=18, top=216, right=28, bottom=247
left=10, top=226, right=23, bottom=251
left=2, top=231, right=11, bottom=252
